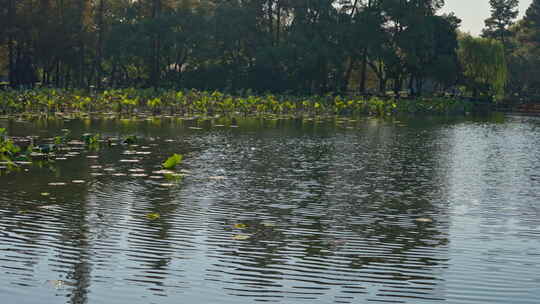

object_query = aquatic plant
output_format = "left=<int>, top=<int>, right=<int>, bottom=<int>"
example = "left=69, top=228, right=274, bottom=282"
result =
left=0, top=129, right=21, bottom=160
left=0, top=88, right=476, bottom=117
left=81, top=133, right=100, bottom=145
left=36, top=144, right=56, bottom=154
left=162, top=153, right=183, bottom=169
left=146, top=213, right=161, bottom=220
left=122, top=135, right=137, bottom=145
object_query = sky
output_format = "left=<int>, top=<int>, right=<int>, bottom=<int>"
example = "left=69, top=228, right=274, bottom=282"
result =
left=441, top=0, right=533, bottom=36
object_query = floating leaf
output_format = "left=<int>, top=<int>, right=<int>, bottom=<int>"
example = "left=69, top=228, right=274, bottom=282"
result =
left=232, top=234, right=250, bottom=240
left=162, top=153, right=183, bottom=169
left=82, top=133, right=100, bottom=146
left=41, top=192, right=50, bottom=196
left=54, top=136, right=62, bottom=145
left=146, top=213, right=160, bottom=220
left=123, top=135, right=137, bottom=145
left=233, top=223, right=247, bottom=229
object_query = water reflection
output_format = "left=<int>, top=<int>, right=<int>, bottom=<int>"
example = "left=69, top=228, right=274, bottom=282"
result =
left=0, top=115, right=539, bottom=303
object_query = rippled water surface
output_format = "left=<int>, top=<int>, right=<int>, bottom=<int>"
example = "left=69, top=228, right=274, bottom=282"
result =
left=1, top=114, right=539, bottom=304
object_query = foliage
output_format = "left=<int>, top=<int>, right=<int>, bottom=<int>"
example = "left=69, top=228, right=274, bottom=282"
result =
left=0, top=128, right=20, bottom=160
left=162, top=153, right=183, bottom=169
left=146, top=213, right=161, bottom=220
left=8, top=0, right=540, bottom=102
left=0, top=88, right=476, bottom=116
left=458, top=35, right=507, bottom=101
left=504, top=0, right=540, bottom=99
left=482, top=0, right=519, bottom=50
left=0, top=0, right=461, bottom=96
left=123, top=135, right=137, bottom=145
left=82, top=133, right=100, bottom=146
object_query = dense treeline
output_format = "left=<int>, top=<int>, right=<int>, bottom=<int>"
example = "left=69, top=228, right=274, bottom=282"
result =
left=0, top=0, right=537, bottom=101
left=502, top=0, right=540, bottom=100
left=0, top=0, right=461, bottom=94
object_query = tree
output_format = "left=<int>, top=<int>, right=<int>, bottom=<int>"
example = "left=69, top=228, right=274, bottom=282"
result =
left=458, top=34, right=507, bottom=101
left=375, top=0, right=449, bottom=96
left=482, top=0, right=519, bottom=50
left=520, top=0, right=540, bottom=46
left=0, top=0, right=464, bottom=94
left=351, top=0, right=386, bottom=94
left=508, top=0, right=540, bottom=98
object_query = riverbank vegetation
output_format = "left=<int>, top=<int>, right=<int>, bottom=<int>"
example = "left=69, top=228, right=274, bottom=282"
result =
left=1, top=0, right=539, bottom=104
left=0, top=88, right=474, bottom=116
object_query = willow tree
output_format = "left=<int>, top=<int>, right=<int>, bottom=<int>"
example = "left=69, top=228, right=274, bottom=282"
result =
left=458, top=34, right=507, bottom=101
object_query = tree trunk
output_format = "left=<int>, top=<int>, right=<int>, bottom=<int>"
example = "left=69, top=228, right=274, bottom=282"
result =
left=276, top=2, right=281, bottom=45
left=408, top=75, right=414, bottom=97
left=359, top=48, right=368, bottom=95
left=79, top=41, right=85, bottom=88
left=55, top=60, right=61, bottom=88
left=343, top=58, right=355, bottom=93
left=393, top=77, right=402, bottom=98
left=7, top=0, right=15, bottom=87
left=416, top=77, right=423, bottom=97
left=8, top=37, right=15, bottom=87
left=95, top=0, right=106, bottom=88
left=149, top=0, right=162, bottom=87
left=379, top=77, right=386, bottom=94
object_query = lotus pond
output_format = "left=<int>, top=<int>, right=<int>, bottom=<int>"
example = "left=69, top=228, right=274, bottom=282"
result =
left=0, top=114, right=539, bottom=304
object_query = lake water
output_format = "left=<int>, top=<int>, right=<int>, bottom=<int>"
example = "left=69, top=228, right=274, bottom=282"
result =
left=1, top=114, right=539, bottom=304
